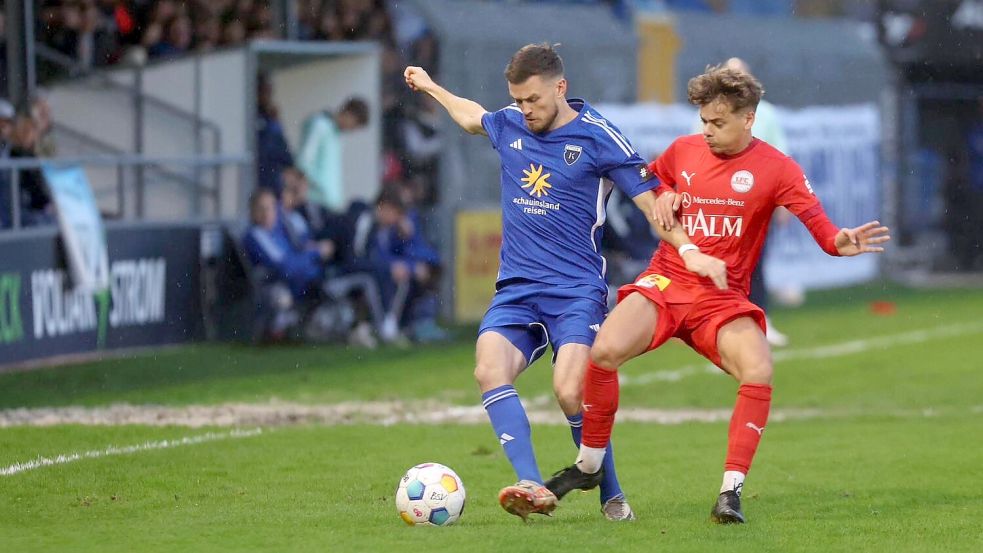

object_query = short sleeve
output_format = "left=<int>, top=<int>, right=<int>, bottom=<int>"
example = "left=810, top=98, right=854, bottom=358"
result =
left=605, top=160, right=657, bottom=199
left=481, top=107, right=511, bottom=150
left=591, top=116, right=655, bottom=198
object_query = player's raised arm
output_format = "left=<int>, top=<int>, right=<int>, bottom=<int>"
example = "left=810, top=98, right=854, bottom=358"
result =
left=404, top=66, right=488, bottom=135
left=776, top=162, right=891, bottom=257
left=795, top=207, right=890, bottom=257
left=631, top=191, right=728, bottom=290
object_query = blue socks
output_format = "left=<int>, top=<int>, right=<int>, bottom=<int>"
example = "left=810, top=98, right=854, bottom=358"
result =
left=482, top=385, right=542, bottom=483
left=480, top=385, right=625, bottom=502
left=566, top=412, right=624, bottom=504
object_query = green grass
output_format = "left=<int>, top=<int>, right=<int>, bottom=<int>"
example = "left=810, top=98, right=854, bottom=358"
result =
left=1, top=283, right=982, bottom=552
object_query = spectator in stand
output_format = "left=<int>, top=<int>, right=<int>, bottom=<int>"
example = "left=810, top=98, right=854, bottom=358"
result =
left=241, top=188, right=300, bottom=340
left=221, top=13, right=248, bottom=46
left=48, top=0, right=118, bottom=69
left=280, top=171, right=390, bottom=345
left=10, top=114, right=54, bottom=227
left=337, top=0, right=373, bottom=39
left=247, top=3, right=276, bottom=39
left=256, top=73, right=294, bottom=197
left=312, top=7, right=345, bottom=41
left=281, top=166, right=361, bottom=272
left=193, top=13, right=223, bottom=52
left=296, top=0, right=319, bottom=40
left=364, top=5, right=394, bottom=42
left=296, top=97, right=370, bottom=211
left=148, top=14, right=193, bottom=59
left=351, top=187, right=447, bottom=343
left=31, top=91, right=57, bottom=158
left=244, top=188, right=356, bottom=345
left=243, top=188, right=331, bottom=302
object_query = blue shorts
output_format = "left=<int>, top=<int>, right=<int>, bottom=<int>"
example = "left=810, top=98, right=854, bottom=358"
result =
left=478, top=279, right=606, bottom=367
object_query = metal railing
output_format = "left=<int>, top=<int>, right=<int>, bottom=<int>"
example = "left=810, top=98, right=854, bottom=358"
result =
left=51, top=123, right=218, bottom=201
left=36, top=43, right=223, bottom=159
left=0, top=153, right=251, bottom=229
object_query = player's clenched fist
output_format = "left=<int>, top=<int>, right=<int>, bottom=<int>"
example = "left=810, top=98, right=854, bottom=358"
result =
left=404, top=66, right=434, bottom=93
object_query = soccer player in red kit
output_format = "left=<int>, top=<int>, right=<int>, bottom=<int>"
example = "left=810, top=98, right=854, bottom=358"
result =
left=544, top=65, right=890, bottom=523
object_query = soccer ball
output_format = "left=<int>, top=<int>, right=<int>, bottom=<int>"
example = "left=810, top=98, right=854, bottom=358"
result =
left=395, top=462, right=466, bottom=526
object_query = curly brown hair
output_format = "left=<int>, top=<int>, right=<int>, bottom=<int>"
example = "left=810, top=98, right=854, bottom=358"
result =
left=504, top=43, right=564, bottom=84
left=687, top=64, right=764, bottom=112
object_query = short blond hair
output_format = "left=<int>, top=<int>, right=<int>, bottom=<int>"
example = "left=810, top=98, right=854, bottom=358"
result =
left=687, top=64, right=764, bottom=112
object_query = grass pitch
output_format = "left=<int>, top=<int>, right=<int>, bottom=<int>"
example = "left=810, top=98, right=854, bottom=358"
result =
left=1, top=283, right=982, bottom=552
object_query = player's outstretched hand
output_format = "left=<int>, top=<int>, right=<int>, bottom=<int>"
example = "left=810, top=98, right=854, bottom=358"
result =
left=834, top=221, right=890, bottom=257
left=404, top=66, right=434, bottom=93
left=654, top=190, right=682, bottom=231
left=681, top=250, right=728, bottom=290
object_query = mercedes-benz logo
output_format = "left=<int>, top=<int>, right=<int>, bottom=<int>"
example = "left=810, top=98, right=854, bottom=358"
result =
left=681, top=192, right=692, bottom=209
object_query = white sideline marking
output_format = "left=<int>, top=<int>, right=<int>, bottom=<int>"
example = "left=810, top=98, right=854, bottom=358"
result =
left=771, top=322, right=983, bottom=362
left=0, top=428, right=263, bottom=477
left=620, top=322, right=983, bottom=386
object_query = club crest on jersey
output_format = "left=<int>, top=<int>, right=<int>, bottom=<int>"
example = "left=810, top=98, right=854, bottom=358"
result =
left=730, top=170, right=754, bottom=193
left=564, top=144, right=583, bottom=166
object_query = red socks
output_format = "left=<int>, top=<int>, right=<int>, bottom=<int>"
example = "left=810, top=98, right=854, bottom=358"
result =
left=581, top=367, right=772, bottom=473
left=725, top=383, right=772, bottom=473
left=581, top=361, right=619, bottom=448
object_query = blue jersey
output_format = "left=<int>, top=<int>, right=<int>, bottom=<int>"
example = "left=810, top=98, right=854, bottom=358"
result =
left=481, top=99, right=653, bottom=292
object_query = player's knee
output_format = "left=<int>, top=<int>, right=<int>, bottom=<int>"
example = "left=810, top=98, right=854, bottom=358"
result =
left=553, top=383, right=582, bottom=415
left=738, top=359, right=773, bottom=385
left=590, top=335, right=627, bottom=369
left=473, top=361, right=510, bottom=390
left=473, top=362, right=493, bottom=387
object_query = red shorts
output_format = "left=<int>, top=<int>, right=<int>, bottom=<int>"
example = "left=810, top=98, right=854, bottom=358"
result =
left=617, top=271, right=766, bottom=368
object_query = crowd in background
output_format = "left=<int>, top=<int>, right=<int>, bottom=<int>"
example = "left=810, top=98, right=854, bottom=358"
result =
left=243, top=170, right=446, bottom=347
left=250, top=62, right=447, bottom=346
left=242, top=1, right=443, bottom=346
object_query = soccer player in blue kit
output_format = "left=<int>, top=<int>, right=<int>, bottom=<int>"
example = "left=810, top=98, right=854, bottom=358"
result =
left=404, top=43, right=726, bottom=521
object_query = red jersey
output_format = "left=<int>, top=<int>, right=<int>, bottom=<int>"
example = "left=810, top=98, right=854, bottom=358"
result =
left=647, top=135, right=840, bottom=300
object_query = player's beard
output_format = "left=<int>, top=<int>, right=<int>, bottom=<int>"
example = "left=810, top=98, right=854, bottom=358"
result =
left=526, top=105, right=558, bottom=134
